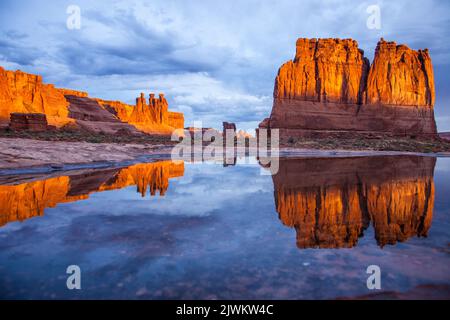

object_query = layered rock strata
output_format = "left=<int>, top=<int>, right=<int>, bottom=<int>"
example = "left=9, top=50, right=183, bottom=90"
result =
left=0, top=67, right=72, bottom=127
left=261, top=38, right=437, bottom=139
left=0, top=67, right=184, bottom=135
left=9, top=113, right=52, bottom=131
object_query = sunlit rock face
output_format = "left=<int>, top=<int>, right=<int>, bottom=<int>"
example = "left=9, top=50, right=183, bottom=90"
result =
left=264, top=38, right=437, bottom=138
left=0, top=67, right=184, bottom=135
left=275, top=38, right=369, bottom=104
left=367, top=39, right=435, bottom=107
left=0, top=67, right=73, bottom=127
left=0, top=161, right=184, bottom=227
left=98, top=92, right=184, bottom=134
left=271, top=156, right=435, bottom=248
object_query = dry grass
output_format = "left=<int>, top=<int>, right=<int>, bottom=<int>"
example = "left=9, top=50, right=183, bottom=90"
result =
left=281, top=136, right=450, bottom=153
left=0, top=127, right=176, bottom=145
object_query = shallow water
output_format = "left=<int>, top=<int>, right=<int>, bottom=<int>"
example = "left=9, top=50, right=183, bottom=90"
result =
left=0, top=155, right=449, bottom=299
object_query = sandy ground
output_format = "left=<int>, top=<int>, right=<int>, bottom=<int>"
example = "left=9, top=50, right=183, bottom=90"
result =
left=0, top=138, right=449, bottom=171
left=0, top=138, right=171, bottom=169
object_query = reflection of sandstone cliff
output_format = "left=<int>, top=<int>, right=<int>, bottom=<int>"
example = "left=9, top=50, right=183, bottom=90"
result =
left=272, top=156, right=435, bottom=248
left=262, top=38, right=437, bottom=138
left=0, top=67, right=184, bottom=135
left=0, top=161, right=184, bottom=227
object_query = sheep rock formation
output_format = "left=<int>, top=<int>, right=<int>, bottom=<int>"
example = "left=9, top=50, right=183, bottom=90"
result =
left=261, top=38, right=437, bottom=139
left=0, top=66, right=184, bottom=135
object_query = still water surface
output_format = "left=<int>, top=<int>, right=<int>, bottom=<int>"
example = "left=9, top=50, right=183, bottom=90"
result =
left=0, top=155, right=449, bottom=299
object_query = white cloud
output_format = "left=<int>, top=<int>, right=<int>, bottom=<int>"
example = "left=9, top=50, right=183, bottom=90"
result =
left=0, top=0, right=449, bottom=130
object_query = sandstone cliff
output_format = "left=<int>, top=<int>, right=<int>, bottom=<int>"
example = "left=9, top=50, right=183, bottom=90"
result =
left=275, top=38, right=369, bottom=104
left=0, top=67, right=184, bottom=135
left=270, top=156, right=435, bottom=248
left=98, top=93, right=184, bottom=134
left=0, top=67, right=72, bottom=127
left=366, top=39, right=435, bottom=107
left=264, top=38, right=437, bottom=138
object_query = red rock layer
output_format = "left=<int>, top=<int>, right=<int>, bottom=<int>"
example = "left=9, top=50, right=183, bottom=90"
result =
left=0, top=67, right=184, bottom=135
left=275, top=38, right=369, bottom=104
left=9, top=113, right=50, bottom=131
left=271, top=156, right=435, bottom=248
left=0, top=161, right=184, bottom=227
left=264, top=38, right=437, bottom=138
left=168, top=112, right=184, bottom=129
left=99, top=93, right=184, bottom=134
left=366, top=39, right=435, bottom=107
left=0, top=67, right=72, bottom=127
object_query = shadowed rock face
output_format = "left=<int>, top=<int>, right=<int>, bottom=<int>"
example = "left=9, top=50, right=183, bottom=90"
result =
left=264, top=38, right=437, bottom=138
left=270, top=156, right=436, bottom=248
left=0, top=161, right=184, bottom=227
left=9, top=113, right=50, bottom=131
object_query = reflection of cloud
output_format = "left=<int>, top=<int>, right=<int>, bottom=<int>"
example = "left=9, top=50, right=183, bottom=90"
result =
left=0, top=0, right=449, bottom=129
left=85, top=163, right=269, bottom=217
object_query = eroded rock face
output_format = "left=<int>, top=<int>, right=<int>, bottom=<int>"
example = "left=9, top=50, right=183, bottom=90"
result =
left=275, top=38, right=369, bottom=104
left=168, top=112, right=184, bottom=129
left=269, top=156, right=435, bottom=248
left=366, top=39, right=435, bottom=107
left=103, top=93, right=185, bottom=134
left=265, top=38, right=437, bottom=138
left=0, top=67, right=72, bottom=127
left=64, top=95, right=141, bottom=134
left=0, top=67, right=184, bottom=135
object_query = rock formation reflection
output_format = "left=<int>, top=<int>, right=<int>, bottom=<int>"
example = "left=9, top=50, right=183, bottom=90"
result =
left=270, top=156, right=435, bottom=248
left=0, top=161, right=184, bottom=227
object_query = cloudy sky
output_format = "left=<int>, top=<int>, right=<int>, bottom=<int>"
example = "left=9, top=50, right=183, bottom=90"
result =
left=0, top=0, right=449, bottom=131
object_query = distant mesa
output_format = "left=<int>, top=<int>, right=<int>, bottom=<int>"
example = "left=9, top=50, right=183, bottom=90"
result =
left=439, top=132, right=450, bottom=141
left=0, top=66, right=184, bottom=135
left=260, top=38, right=437, bottom=140
left=266, top=156, right=435, bottom=248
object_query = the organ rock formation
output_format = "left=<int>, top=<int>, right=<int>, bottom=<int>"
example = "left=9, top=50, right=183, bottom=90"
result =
left=0, top=66, right=184, bottom=135
left=266, top=156, right=435, bottom=248
left=260, top=38, right=437, bottom=139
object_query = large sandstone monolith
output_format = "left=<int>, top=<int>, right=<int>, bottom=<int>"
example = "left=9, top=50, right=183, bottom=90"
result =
left=262, top=38, right=437, bottom=140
